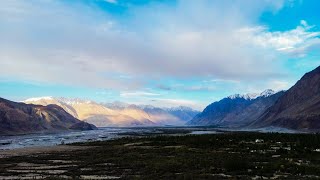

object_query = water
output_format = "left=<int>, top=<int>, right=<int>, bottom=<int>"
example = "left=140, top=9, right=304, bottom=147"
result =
left=0, top=126, right=298, bottom=150
left=189, top=130, right=220, bottom=135
left=0, top=127, right=158, bottom=150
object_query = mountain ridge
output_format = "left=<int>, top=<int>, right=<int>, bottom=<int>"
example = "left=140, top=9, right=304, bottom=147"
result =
left=24, top=97, right=200, bottom=127
left=188, top=89, right=285, bottom=127
left=251, top=66, right=320, bottom=131
left=0, top=97, right=96, bottom=135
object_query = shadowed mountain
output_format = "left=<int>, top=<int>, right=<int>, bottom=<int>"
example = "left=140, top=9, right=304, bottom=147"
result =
left=0, top=97, right=96, bottom=135
left=188, top=90, right=284, bottom=127
left=251, top=66, right=320, bottom=131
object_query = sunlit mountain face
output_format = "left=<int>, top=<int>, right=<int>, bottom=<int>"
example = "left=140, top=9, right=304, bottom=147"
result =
left=1, top=0, right=320, bottom=112
left=24, top=97, right=200, bottom=127
left=0, top=97, right=96, bottom=135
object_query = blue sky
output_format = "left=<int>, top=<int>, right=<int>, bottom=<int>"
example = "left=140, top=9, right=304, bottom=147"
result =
left=0, top=0, right=320, bottom=110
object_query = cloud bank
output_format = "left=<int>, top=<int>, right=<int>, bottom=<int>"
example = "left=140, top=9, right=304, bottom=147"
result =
left=0, top=0, right=319, bottom=91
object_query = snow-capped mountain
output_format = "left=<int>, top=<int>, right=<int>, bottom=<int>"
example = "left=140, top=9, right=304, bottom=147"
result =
left=227, top=93, right=259, bottom=100
left=227, top=89, right=276, bottom=100
left=259, top=89, right=276, bottom=97
left=24, top=96, right=54, bottom=102
left=165, top=106, right=196, bottom=112
left=188, top=89, right=284, bottom=127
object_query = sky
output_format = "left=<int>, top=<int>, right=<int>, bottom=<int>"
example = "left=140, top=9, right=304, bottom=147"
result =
left=0, top=0, right=320, bottom=110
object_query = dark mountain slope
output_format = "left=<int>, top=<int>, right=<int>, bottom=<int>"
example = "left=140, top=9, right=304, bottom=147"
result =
left=188, top=96, right=252, bottom=126
left=0, top=97, right=96, bottom=135
left=252, top=66, right=320, bottom=131
left=222, top=91, right=285, bottom=127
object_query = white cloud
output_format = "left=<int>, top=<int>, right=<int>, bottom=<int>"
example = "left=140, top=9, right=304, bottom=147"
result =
left=300, top=20, right=308, bottom=27
left=148, top=98, right=203, bottom=111
left=184, top=85, right=216, bottom=91
left=120, top=91, right=161, bottom=98
left=104, top=0, right=117, bottom=4
left=237, top=20, right=320, bottom=57
left=0, top=0, right=317, bottom=91
left=156, top=83, right=217, bottom=92
left=203, top=79, right=240, bottom=84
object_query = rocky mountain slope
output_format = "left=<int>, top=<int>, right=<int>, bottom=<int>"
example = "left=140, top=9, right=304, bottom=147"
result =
left=25, top=98, right=199, bottom=127
left=0, top=97, right=96, bottom=135
left=188, top=90, right=284, bottom=127
left=25, top=97, right=153, bottom=127
left=251, top=66, right=320, bottom=131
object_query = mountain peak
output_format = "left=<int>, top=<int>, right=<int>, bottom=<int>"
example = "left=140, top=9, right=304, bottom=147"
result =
left=227, top=93, right=259, bottom=100
left=260, top=89, right=275, bottom=97
left=57, top=97, right=94, bottom=105
left=25, top=97, right=94, bottom=105
left=166, top=106, right=195, bottom=112
left=227, top=89, right=276, bottom=100
left=24, top=96, right=54, bottom=102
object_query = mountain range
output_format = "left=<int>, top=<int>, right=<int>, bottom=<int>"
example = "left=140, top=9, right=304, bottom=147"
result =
left=24, top=98, right=200, bottom=127
left=0, top=97, right=96, bottom=135
left=190, top=65, right=320, bottom=131
left=188, top=89, right=285, bottom=127
left=3, top=65, right=320, bottom=134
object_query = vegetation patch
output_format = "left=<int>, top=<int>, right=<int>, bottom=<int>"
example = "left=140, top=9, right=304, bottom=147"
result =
left=1, top=132, right=320, bottom=179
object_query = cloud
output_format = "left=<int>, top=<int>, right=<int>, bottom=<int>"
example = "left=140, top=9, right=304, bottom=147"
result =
left=268, top=80, right=290, bottom=91
left=156, top=83, right=216, bottom=92
left=120, top=91, right=161, bottom=98
left=156, top=84, right=172, bottom=91
left=202, top=79, right=240, bottom=84
left=184, top=85, right=216, bottom=92
left=237, top=20, right=320, bottom=57
left=104, top=0, right=117, bottom=4
left=0, top=0, right=316, bottom=91
left=149, top=98, right=203, bottom=111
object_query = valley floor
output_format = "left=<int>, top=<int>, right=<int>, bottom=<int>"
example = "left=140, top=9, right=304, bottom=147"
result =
left=1, top=132, right=320, bottom=179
